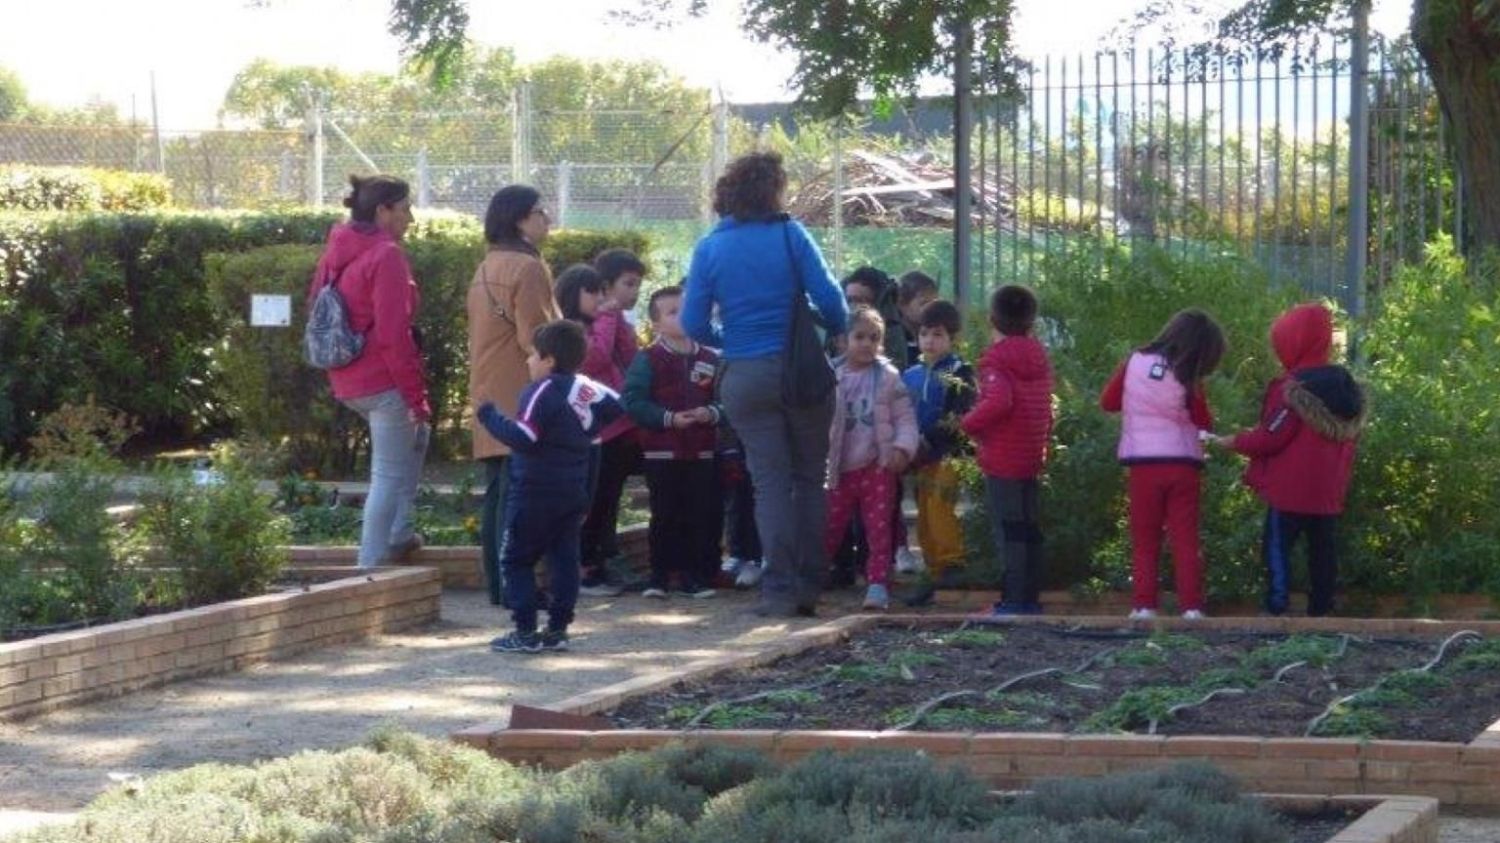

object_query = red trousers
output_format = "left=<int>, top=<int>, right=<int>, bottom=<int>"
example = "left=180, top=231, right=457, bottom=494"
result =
left=825, top=465, right=899, bottom=586
left=1128, top=463, right=1204, bottom=612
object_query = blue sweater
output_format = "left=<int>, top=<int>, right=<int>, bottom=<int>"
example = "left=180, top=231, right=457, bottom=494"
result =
left=477, top=373, right=623, bottom=499
left=682, top=216, right=849, bottom=360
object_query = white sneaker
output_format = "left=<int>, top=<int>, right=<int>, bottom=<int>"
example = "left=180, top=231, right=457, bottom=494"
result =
left=721, top=556, right=744, bottom=575
left=1128, top=608, right=1158, bottom=620
left=1182, top=609, right=1205, bottom=620
left=642, top=587, right=668, bottom=599
left=734, top=560, right=764, bottom=588
left=895, top=547, right=924, bottom=575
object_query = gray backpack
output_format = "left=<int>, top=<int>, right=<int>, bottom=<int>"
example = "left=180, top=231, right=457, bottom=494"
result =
left=303, top=271, right=365, bottom=370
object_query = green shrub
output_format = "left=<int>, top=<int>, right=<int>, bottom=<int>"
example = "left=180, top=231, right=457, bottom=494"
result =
left=0, top=165, right=172, bottom=212
left=544, top=228, right=652, bottom=277
left=1344, top=236, right=1500, bottom=604
left=0, top=207, right=651, bottom=462
left=13, top=732, right=1296, bottom=843
left=957, top=239, right=1293, bottom=599
left=0, top=209, right=342, bottom=451
left=135, top=448, right=289, bottom=605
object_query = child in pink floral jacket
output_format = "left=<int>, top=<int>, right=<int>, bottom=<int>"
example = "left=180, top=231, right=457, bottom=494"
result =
left=825, top=306, right=920, bottom=610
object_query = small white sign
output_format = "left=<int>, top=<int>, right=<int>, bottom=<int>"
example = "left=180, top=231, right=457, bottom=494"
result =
left=250, top=294, right=292, bottom=327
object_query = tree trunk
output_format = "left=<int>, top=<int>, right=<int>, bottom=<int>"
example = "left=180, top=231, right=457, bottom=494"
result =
left=1412, top=0, right=1500, bottom=252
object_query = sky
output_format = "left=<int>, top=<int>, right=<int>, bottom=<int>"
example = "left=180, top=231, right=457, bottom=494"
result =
left=0, top=0, right=1417, bottom=129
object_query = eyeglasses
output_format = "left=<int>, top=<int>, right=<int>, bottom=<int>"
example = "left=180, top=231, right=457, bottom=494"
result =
left=532, top=207, right=551, bottom=220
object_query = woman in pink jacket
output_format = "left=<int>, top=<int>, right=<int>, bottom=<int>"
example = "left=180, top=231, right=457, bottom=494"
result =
left=824, top=306, right=919, bottom=610
left=308, top=175, right=429, bottom=568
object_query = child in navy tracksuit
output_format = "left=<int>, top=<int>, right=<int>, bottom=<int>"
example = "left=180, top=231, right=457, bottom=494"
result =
left=622, top=286, right=725, bottom=598
left=478, top=320, right=624, bottom=654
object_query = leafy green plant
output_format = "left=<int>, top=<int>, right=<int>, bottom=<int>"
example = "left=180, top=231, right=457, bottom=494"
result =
left=1243, top=635, right=1349, bottom=670
left=935, top=629, right=1006, bottom=648
left=0, top=165, right=171, bottom=212
left=136, top=447, right=289, bottom=604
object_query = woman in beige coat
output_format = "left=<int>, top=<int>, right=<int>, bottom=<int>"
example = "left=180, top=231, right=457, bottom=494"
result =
left=468, top=185, right=557, bottom=605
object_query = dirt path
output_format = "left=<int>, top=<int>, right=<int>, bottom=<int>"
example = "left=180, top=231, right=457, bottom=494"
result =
left=2, top=590, right=1499, bottom=841
left=0, top=589, right=844, bottom=814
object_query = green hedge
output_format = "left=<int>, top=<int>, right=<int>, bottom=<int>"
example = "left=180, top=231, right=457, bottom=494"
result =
left=0, top=209, right=650, bottom=462
left=0, top=165, right=172, bottom=212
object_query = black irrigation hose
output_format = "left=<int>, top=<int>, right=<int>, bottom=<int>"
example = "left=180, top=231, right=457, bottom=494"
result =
left=891, top=648, right=1122, bottom=732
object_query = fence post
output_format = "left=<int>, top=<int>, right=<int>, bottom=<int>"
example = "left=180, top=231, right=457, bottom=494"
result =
left=558, top=160, right=571, bottom=229
left=305, top=99, right=324, bottom=207
left=952, top=15, right=975, bottom=312
left=1345, top=0, right=1371, bottom=323
left=416, top=147, right=431, bottom=207
left=511, top=81, right=532, bottom=185
left=831, top=119, right=844, bottom=275
left=705, top=94, right=729, bottom=225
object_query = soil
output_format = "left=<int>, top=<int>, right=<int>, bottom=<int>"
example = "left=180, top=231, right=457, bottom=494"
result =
left=1288, top=810, right=1363, bottom=843
left=609, top=624, right=1500, bottom=741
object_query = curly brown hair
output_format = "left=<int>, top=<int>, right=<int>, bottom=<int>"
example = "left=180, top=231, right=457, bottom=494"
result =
left=712, top=152, right=786, bottom=220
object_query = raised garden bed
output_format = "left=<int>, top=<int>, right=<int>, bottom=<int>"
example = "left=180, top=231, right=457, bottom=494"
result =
left=455, top=614, right=1500, bottom=807
left=0, top=567, right=440, bottom=721
left=609, top=624, right=1500, bottom=741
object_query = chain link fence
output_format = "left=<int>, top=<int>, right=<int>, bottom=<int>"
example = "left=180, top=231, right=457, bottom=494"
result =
left=0, top=36, right=1457, bottom=296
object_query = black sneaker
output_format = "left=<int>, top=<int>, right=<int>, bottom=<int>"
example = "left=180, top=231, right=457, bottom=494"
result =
left=539, top=630, right=570, bottom=652
left=674, top=583, right=716, bottom=599
left=579, top=572, right=624, bottom=597
left=490, top=631, right=542, bottom=654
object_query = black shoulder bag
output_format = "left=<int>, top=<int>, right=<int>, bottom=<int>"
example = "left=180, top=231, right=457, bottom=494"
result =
left=779, top=217, right=837, bottom=408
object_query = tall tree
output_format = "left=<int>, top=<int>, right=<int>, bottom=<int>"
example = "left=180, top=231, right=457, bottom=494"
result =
left=387, top=0, right=1020, bottom=307
left=1129, top=0, right=1500, bottom=253
left=0, top=66, right=28, bottom=122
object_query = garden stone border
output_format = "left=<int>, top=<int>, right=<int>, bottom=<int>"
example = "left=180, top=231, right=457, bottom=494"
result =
left=288, top=526, right=650, bottom=590
left=1259, top=795, right=1438, bottom=843
left=452, top=614, right=1500, bottom=807
left=0, top=567, right=441, bottom=721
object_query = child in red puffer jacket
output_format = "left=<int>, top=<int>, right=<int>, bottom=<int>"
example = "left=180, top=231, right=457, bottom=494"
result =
left=961, top=286, right=1054, bottom=616
left=1210, top=303, right=1365, bottom=617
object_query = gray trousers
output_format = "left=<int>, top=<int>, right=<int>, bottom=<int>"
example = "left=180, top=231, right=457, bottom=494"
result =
left=342, top=389, right=429, bottom=568
left=720, top=356, right=833, bottom=613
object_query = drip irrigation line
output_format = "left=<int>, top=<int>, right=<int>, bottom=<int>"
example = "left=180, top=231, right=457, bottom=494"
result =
left=1148, top=688, right=1248, bottom=735
left=1303, top=629, right=1481, bottom=737
left=684, top=676, right=835, bottom=729
left=891, top=648, right=1120, bottom=732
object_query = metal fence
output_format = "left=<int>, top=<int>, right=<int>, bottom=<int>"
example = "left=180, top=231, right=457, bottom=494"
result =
left=0, top=33, right=1459, bottom=298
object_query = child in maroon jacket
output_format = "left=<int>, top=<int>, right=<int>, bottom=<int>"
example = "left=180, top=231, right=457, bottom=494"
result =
left=961, top=286, right=1055, bottom=616
left=621, top=286, right=724, bottom=599
left=1210, top=303, right=1366, bottom=616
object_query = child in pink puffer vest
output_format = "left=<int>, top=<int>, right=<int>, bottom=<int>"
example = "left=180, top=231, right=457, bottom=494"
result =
left=825, top=306, right=920, bottom=610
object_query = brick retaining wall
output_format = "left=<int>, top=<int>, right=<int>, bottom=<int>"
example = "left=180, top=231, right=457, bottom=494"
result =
left=0, top=567, right=441, bottom=721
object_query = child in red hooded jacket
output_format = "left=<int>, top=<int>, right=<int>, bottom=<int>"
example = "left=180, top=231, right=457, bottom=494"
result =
left=961, top=286, right=1054, bottom=616
left=1210, top=303, right=1366, bottom=616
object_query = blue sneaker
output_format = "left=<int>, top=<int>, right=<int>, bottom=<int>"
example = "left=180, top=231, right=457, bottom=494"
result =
left=490, top=631, right=542, bottom=654
left=1020, top=602, right=1045, bottom=615
left=988, top=602, right=1027, bottom=617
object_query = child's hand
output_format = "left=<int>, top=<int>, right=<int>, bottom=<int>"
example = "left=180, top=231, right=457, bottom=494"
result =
left=883, top=449, right=912, bottom=474
left=670, top=412, right=696, bottom=429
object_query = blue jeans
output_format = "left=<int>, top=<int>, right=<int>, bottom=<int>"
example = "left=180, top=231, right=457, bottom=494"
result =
left=343, top=389, right=428, bottom=568
left=501, top=488, right=588, bottom=634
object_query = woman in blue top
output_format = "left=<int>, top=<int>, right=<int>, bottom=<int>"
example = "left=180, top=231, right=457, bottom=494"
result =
left=682, top=152, right=849, bottom=618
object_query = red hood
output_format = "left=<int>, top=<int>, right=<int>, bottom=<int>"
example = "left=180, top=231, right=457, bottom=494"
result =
left=1270, top=303, right=1333, bottom=372
left=320, top=222, right=394, bottom=276
left=980, top=335, right=1051, bottom=382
